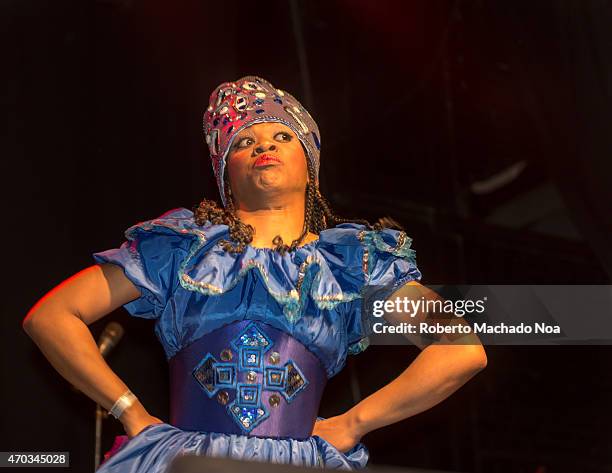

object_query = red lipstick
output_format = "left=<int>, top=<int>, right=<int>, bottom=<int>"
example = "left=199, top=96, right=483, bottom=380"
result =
left=254, top=154, right=281, bottom=167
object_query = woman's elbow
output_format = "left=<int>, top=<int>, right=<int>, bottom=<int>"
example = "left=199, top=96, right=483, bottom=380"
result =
left=22, top=307, right=37, bottom=332
left=22, top=309, right=44, bottom=337
left=466, top=344, right=488, bottom=372
left=22, top=302, right=62, bottom=338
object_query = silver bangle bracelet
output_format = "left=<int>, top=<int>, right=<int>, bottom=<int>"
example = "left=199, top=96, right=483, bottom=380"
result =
left=108, top=390, right=138, bottom=420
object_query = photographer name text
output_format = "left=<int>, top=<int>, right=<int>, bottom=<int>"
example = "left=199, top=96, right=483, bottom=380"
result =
left=372, top=322, right=561, bottom=335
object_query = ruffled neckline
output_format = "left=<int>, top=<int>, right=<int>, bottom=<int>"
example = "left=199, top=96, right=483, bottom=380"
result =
left=125, top=207, right=416, bottom=325
left=244, top=238, right=319, bottom=253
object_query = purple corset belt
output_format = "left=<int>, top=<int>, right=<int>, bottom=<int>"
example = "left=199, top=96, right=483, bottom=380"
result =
left=169, top=320, right=328, bottom=440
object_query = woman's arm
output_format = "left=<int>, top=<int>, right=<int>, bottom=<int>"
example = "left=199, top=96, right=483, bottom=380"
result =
left=314, top=281, right=486, bottom=451
left=346, top=344, right=486, bottom=438
left=22, top=263, right=162, bottom=437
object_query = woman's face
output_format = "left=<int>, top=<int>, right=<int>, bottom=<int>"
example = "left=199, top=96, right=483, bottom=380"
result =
left=226, top=122, right=308, bottom=208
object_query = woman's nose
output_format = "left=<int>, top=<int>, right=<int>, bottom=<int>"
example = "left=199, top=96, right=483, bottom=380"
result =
left=254, top=143, right=277, bottom=154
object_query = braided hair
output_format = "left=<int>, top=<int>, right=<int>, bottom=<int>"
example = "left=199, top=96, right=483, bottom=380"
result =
left=194, top=156, right=401, bottom=255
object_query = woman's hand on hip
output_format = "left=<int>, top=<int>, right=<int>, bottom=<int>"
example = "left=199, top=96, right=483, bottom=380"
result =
left=119, top=402, right=164, bottom=439
left=312, top=414, right=362, bottom=453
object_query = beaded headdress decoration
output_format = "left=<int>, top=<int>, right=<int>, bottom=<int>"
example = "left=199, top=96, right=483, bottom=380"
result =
left=203, top=76, right=321, bottom=207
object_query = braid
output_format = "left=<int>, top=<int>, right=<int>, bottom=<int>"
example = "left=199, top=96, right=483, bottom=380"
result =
left=313, top=187, right=380, bottom=230
left=271, top=158, right=317, bottom=255
left=310, top=184, right=327, bottom=234
left=194, top=158, right=402, bottom=254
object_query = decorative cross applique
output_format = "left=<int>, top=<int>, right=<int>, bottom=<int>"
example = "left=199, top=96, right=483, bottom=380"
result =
left=192, top=322, right=309, bottom=432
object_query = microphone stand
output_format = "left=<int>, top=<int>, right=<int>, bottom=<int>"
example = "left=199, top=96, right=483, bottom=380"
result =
left=92, top=321, right=125, bottom=471
left=94, top=403, right=108, bottom=470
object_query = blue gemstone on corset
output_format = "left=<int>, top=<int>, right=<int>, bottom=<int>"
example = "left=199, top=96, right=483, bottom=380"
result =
left=238, top=384, right=260, bottom=406
left=265, top=367, right=286, bottom=389
left=192, top=354, right=218, bottom=397
left=233, top=323, right=271, bottom=350
left=240, top=348, right=262, bottom=370
left=282, top=360, right=309, bottom=402
left=215, top=364, right=236, bottom=388
left=228, top=401, right=268, bottom=431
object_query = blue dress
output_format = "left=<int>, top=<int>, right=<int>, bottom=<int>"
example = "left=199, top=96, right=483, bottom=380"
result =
left=93, top=208, right=421, bottom=472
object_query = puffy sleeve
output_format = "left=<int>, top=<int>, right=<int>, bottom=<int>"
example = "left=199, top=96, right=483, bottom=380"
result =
left=92, top=208, right=197, bottom=319
left=352, top=226, right=423, bottom=354
left=318, top=223, right=423, bottom=355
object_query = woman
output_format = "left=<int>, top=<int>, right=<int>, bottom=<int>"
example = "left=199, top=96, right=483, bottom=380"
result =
left=23, top=76, right=487, bottom=471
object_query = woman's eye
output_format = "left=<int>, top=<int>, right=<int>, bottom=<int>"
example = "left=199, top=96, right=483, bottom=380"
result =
left=235, top=132, right=291, bottom=149
left=236, top=137, right=254, bottom=148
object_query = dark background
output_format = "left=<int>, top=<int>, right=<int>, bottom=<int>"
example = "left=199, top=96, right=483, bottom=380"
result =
left=2, top=1, right=612, bottom=472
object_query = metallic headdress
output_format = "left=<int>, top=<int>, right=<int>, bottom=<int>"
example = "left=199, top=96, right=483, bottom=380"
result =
left=203, top=76, right=321, bottom=207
